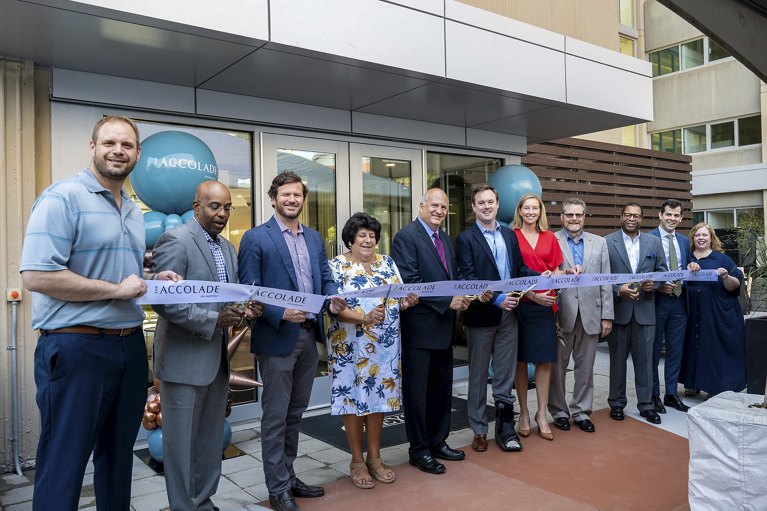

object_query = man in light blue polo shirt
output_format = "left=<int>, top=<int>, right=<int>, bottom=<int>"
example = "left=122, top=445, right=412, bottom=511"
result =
left=20, top=116, right=179, bottom=511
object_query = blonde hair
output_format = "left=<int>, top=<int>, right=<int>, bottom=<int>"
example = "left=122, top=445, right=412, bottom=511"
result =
left=512, top=193, right=548, bottom=231
left=689, top=222, right=724, bottom=253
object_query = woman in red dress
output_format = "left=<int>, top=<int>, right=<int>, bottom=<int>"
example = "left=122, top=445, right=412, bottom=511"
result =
left=512, top=193, right=565, bottom=440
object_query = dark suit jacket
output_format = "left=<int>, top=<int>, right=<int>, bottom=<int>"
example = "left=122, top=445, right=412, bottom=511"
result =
left=391, top=219, right=456, bottom=350
left=238, top=216, right=336, bottom=357
left=648, top=227, right=690, bottom=309
left=151, top=221, right=238, bottom=386
left=605, top=230, right=668, bottom=326
left=455, top=223, right=537, bottom=327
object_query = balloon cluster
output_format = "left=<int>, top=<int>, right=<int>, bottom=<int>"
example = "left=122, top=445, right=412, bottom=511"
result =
left=130, top=130, right=219, bottom=249
left=142, top=382, right=163, bottom=430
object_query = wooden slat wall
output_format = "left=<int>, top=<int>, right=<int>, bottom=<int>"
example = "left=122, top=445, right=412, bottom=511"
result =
left=522, top=138, right=693, bottom=237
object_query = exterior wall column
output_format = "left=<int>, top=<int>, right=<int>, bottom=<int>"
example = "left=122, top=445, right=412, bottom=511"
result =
left=0, top=58, right=49, bottom=469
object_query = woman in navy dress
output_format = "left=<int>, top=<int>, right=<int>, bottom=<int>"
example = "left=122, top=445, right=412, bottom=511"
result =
left=683, top=222, right=746, bottom=396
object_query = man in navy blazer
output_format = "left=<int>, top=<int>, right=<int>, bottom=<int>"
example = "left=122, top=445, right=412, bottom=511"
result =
left=455, top=185, right=537, bottom=453
left=605, top=203, right=668, bottom=425
left=391, top=188, right=471, bottom=475
left=648, top=199, right=691, bottom=413
left=238, top=172, right=346, bottom=511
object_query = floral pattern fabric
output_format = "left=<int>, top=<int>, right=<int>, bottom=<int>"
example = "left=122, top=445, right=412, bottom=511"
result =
left=326, top=253, right=403, bottom=416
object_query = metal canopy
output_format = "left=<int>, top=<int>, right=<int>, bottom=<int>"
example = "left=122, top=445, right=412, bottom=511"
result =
left=0, top=0, right=643, bottom=144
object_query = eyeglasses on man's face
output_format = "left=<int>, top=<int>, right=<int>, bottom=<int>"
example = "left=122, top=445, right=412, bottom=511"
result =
left=622, top=213, right=641, bottom=219
left=562, top=212, right=584, bottom=219
left=197, top=201, right=235, bottom=213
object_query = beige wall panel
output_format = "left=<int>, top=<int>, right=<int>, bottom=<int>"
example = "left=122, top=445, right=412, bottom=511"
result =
left=692, top=146, right=763, bottom=171
left=693, top=191, right=764, bottom=210
left=644, top=0, right=701, bottom=51
left=577, top=129, right=623, bottom=145
left=0, top=59, right=41, bottom=469
left=762, top=81, right=767, bottom=164
left=649, top=60, right=761, bottom=131
left=456, top=0, right=618, bottom=50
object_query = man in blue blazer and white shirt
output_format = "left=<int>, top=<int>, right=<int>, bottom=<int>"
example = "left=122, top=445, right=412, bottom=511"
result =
left=391, top=188, right=471, bottom=475
left=648, top=199, right=690, bottom=413
left=455, top=184, right=538, bottom=453
left=605, top=203, right=668, bottom=425
left=238, top=172, right=346, bottom=511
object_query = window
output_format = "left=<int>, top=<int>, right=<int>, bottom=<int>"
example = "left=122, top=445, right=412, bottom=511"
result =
left=739, top=115, right=762, bottom=146
left=651, top=129, right=682, bottom=153
left=621, top=125, right=637, bottom=146
left=710, top=121, right=735, bottom=149
left=619, top=0, right=635, bottom=28
left=699, top=208, right=764, bottom=231
left=708, top=39, right=730, bottom=62
left=652, top=115, right=761, bottom=155
left=683, top=125, right=706, bottom=153
left=681, top=39, right=704, bottom=70
left=619, top=36, right=635, bottom=57
left=649, top=37, right=731, bottom=77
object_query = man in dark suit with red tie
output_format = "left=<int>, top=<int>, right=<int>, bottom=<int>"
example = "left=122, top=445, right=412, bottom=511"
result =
left=391, top=188, right=471, bottom=475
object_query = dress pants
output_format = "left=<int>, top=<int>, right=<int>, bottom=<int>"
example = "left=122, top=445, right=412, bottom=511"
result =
left=549, top=314, right=599, bottom=421
left=607, top=318, right=655, bottom=413
left=652, top=294, right=686, bottom=397
left=33, top=330, right=147, bottom=511
left=401, top=344, right=453, bottom=458
left=258, top=329, right=318, bottom=494
left=465, top=310, right=518, bottom=435
left=160, top=349, right=228, bottom=511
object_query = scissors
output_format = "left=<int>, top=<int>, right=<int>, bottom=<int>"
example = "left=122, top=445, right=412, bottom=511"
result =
left=506, top=282, right=538, bottom=299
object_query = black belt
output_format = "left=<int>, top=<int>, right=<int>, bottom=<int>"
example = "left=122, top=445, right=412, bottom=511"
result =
left=40, top=326, right=141, bottom=337
left=299, top=320, right=317, bottom=331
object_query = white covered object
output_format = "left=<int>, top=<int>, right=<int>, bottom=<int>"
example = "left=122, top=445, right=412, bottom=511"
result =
left=688, top=391, right=767, bottom=510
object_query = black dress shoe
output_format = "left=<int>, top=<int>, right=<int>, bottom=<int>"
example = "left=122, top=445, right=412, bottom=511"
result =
left=574, top=418, right=595, bottom=432
left=552, top=417, right=571, bottom=431
left=409, top=454, right=446, bottom=474
left=292, top=478, right=325, bottom=498
left=609, top=407, right=625, bottom=421
left=652, top=395, right=667, bottom=414
left=663, top=394, right=690, bottom=412
left=269, top=490, right=300, bottom=511
left=640, top=409, right=662, bottom=424
left=431, top=444, right=465, bottom=461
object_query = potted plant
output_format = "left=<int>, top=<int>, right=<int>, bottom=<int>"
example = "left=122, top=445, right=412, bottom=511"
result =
left=737, top=213, right=767, bottom=395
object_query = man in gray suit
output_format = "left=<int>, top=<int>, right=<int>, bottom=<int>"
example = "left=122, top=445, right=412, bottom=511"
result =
left=152, top=181, right=262, bottom=511
left=549, top=198, right=613, bottom=433
left=605, top=202, right=667, bottom=425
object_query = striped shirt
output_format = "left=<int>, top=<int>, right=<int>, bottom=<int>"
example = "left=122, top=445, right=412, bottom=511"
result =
left=20, top=168, right=145, bottom=329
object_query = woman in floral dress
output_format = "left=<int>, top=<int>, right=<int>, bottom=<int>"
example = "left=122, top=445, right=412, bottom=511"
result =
left=327, top=212, right=418, bottom=489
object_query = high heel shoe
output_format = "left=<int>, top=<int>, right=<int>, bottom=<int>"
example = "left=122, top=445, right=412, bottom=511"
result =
left=535, top=414, right=554, bottom=441
left=517, top=414, right=531, bottom=437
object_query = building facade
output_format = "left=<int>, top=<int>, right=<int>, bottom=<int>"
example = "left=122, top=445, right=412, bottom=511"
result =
left=0, top=0, right=652, bottom=469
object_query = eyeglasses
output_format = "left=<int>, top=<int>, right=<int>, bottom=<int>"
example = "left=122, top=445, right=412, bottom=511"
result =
left=622, top=213, right=641, bottom=219
left=563, top=213, right=584, bottom=218
left=197, top=201, right=235, bottom=213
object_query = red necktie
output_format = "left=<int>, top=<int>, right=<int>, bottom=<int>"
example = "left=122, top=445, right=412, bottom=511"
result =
left=433, top=232, right=448, bottom=271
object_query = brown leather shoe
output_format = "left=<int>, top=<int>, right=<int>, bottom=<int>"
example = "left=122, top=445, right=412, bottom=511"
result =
left=472, top=434, right=488, bottom=452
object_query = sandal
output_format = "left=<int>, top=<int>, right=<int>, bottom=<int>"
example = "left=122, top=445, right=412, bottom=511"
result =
left=366, top=457, right=396, bottom=484
left=349, top=461, right=375, bottom=489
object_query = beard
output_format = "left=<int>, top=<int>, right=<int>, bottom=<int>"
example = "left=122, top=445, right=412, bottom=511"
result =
left=92, top=154, right=135, bottom=182
left=275, top=202, right=303, bottom=220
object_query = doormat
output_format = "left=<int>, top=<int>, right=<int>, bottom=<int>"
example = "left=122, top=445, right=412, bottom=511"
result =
left=299, top=397, right=495, bottom=454
left=134, top=444, right=246, bottom=475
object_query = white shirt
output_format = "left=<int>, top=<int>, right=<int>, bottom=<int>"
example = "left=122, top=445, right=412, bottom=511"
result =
left=622, top=230, right=641, bottom=273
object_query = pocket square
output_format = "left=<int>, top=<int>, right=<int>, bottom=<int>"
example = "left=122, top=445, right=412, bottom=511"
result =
left=646, top=253, right=656, bottom=259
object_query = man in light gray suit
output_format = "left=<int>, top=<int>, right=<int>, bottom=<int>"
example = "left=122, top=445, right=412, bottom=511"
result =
left=152, top=181, right=262, bottom=511
left=605, top=202, right=667, bottom=425
left=549, top=198, right=613, bottom=433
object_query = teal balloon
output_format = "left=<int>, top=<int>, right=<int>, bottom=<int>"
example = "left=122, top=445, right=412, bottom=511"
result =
left=488, top=165, right=542, bottom=225
left=144, top=211, right=167, bottom=249
left=164, top=214, right=183, bottom=232
left=130, top=131, right=218, bottom=215
left=147, top=427, right=163, bottom=463
left=222, top=420, right=232, bottom=451
left=181, top=210, right=195, bottom=224
left=527, top=362, right=535, bottom=384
